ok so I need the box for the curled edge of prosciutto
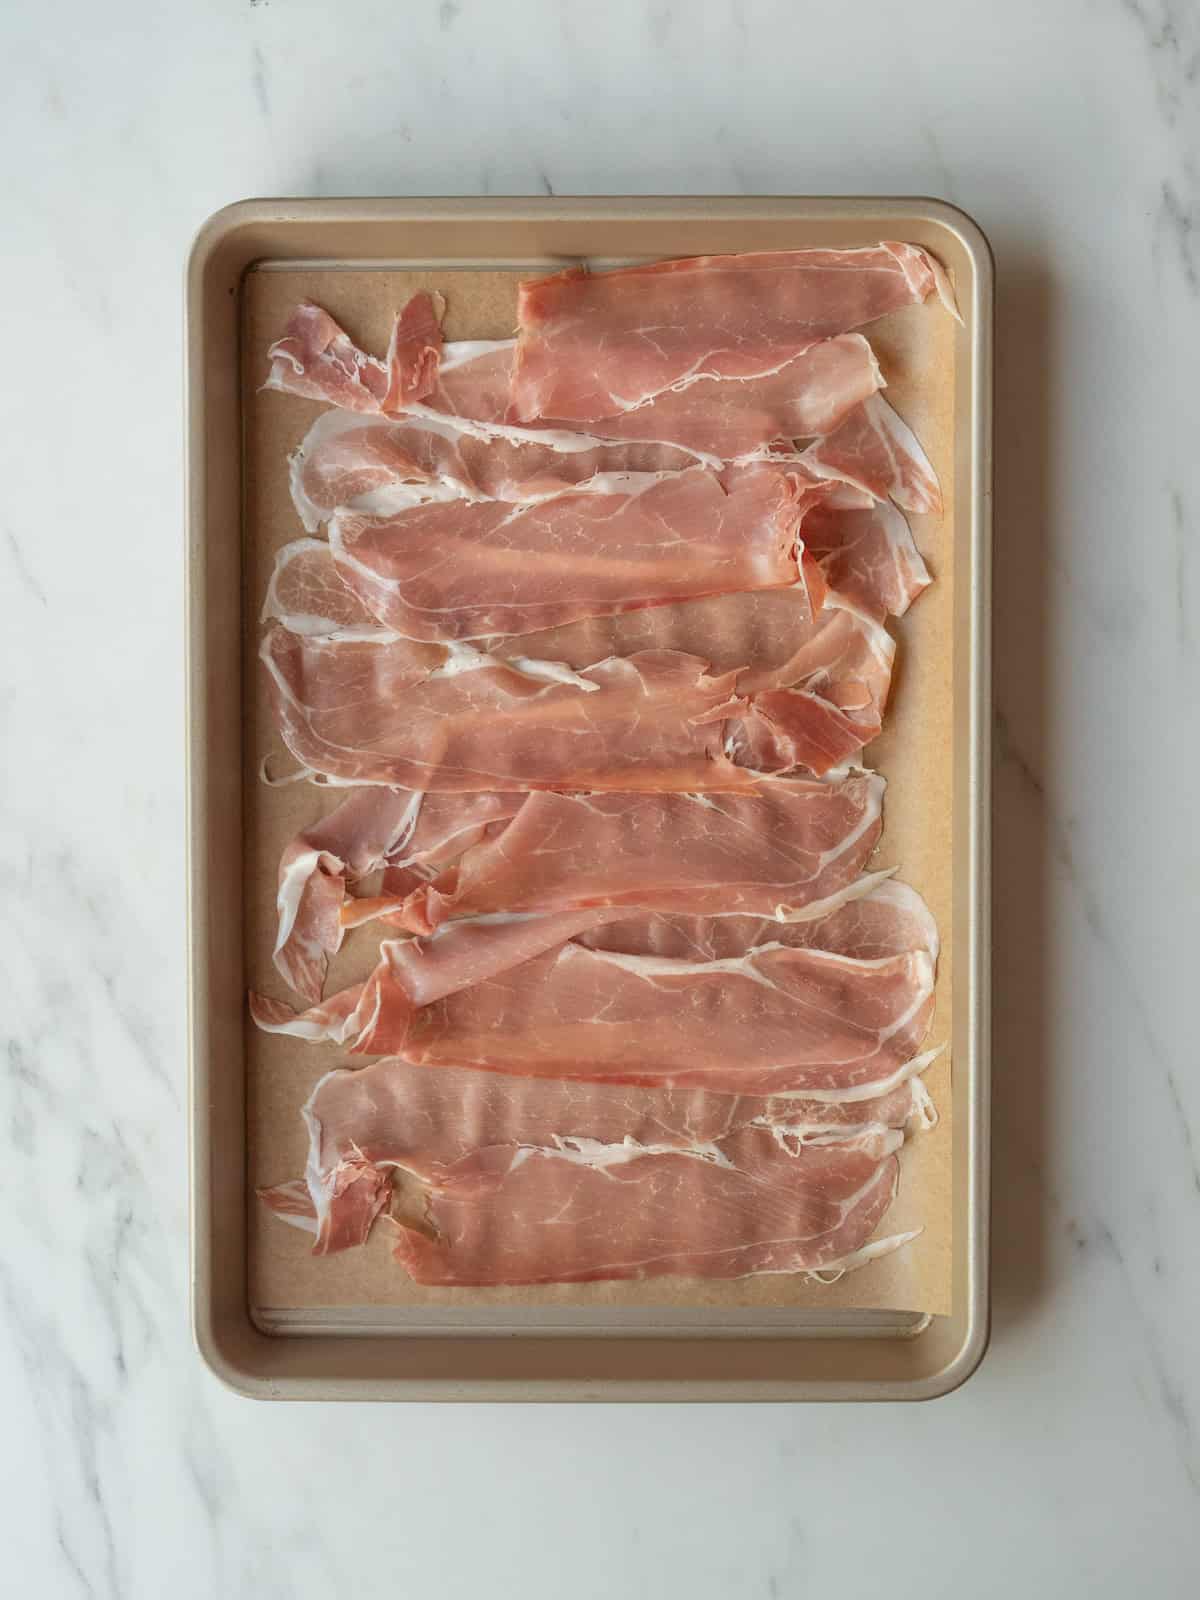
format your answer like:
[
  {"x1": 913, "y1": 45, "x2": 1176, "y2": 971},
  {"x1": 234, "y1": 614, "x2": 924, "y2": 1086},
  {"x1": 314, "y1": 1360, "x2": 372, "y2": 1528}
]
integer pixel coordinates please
[{"x1": 263, "y1": 293, "x2": 443, "y2": 414}]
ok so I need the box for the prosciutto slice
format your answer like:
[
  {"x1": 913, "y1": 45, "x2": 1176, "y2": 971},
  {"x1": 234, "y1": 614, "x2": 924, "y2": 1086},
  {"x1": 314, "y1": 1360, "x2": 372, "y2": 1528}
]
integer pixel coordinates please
[
  {"x1": 259, "y1": 929, "x2": 935, "y2": 1097},
  {"x1": 376, "y1": 941, "x2": 933, "y2": 1094},
  {"x1": 288, "y1": 407, "x2": 703, "y2": 531},
  {"x1": 327, "y1": 463, "x2": 827, "y2": 642},
  {"x1": 399, "y1": 773, "x2": 884, "y2": 935},
  {"x1": 801, "y1": 394, "x2": 942, "y2": 516},
  {"x1": 414, "y1": 334, "x2": 883, "y2": 457},
  {"x1": 263, "y1": 628, "x2": 767, "y2": 792},
  {"x1": 254, "y1": 872, "x2": 934, "y2": 1037},
  {"x1": 264, "y1": 537, "x2": 382, "y2": 638},
  {"x1": 579, "y1": 878, "x2": 939, "y2": 966},
  {"x1": 801, "y1": 495, "x2": 931, "y2": 619},
  {"x1": 266, "y1": 539, "x2": 841, "y2": 675},
  {"x1": 270, "y1": 788, "x2": 522, "y2": 1002},
  {"x1": 260, "y1": 1055, "x2": 933, "y2": 1261},
  {"x1": 261, "y1": 540, "x2": 891, "y2": 784},
  {"x1": 381, "y1": 292, "x2": 444, "y2": 411},
  {"x1": 264, "y1": 295, "x2": 442, "y2": 414},
  {"x1": 528, "y1": 334, "x2": 886, "y2": 457},
  {"x1": 510, "y1": 243, "x2": 956, "y2": 424},
  {"x1": 391, "y1": 1130, "x2": 904, "y2": 1286}
]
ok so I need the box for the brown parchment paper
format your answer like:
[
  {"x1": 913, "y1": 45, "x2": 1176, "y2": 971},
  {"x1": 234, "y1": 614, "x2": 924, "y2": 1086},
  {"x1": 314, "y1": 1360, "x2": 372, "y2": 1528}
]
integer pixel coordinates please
[{"x1": 242, "y1": 265, "x2": 955, "y2": 1323}]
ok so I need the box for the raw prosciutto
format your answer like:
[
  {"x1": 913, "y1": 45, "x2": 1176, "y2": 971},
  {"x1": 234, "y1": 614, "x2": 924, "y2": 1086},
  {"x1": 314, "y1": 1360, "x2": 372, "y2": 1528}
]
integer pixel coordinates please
[
  {"x1": 255, "y1": 245, "x2": 948, "y2": 1289},
  {"x1": 327, "y1": 462, "x2": 827, "y2": 642},
  {"x1": 260, "y1": 1055, "x2": 933, "y2": 1267},
  {"x1": 801, "y1": 495, "x2": 931, "y2": 619},
  {"x1": 264, "y1": 295, "x2": 442, "y2": 414},
  {"x1": 510, "y1": 243, "x2": 956, "y2": 424},
  {"x1": 261, "y1": 542, "x2": 891, "y2": 784},
  {"x1": 424, "y1": 340, "x2": 515, "y2": 421},
  {"x1": 579, "y1": 877, "x2": 939, "y2": 966},
  {"x1": 270, "y1": 788, "x2": 522, "y2": 1002},
  {"x1": 801, "y1": 394, "x2": 942, "y2": 516},
  {"x1": 399, "y1": 773, "x2": 884, "y2": 935},
  {"x1": 381, "y1": 291, "x2": 444, "y2": 412},
  {"x1": 264, "y1": 538, "x2": 382, "y2": 638},
  {"x1": 265, "y1": 538, "x2": 856, "y2": 690},
  {"x1": 288, "y1": 406, "x2": 703, "y2": 532},
  {"x1": 258, "y1": 931, "x2": 935, "y2": 1097},
  {"x1": 372, "y1": 941, "x2": 934, "y2": 1094},
  {"x1": 259, "y1": 1164, "x2": 392, "y2": 1255},
  {"x1": 280, "y1": 328, "x2": 883, "y2": 471},
  {"x1": 263, "y1": 628, "x2": 763, "y2": 792},
  {"x1": 721, "y1": 592, "x2": 894, "y2": 774},
  {"x1": 254, "y1": 873, "x2": 934, "y2": 1038},
  {"x1": 394, "y1": 1132, "x2": 904, "y2": 1285},
  {"x1": 529, "y1": 334, "x2": 886, "y2": 457},
  {"x1": 411, "y1": 334, "x2": 883, "y2": 457}
]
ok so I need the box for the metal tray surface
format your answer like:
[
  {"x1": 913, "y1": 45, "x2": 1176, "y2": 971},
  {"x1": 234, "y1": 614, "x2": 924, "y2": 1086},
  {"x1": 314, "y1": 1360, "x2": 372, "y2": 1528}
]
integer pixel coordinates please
[{"x1": 186, "y1": 197, "x2": 992, "y2": 1400}]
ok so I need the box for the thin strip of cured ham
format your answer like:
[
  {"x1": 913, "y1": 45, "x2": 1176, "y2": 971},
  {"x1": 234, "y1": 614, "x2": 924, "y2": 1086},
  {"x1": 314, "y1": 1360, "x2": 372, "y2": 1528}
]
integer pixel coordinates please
[
  {"x1": 528, "y1": 334, "x2": 886, "y2": 456},
  {"x1": 263, "y1": 628, "x2": 759, "y2": 792},
  {"x1": 510, "y1": 243, "x2": 957, "y2": 424},
  {"x1": 264, "y1": 295, "x2": 443, "y2": 414},
  {"x1": 259, "y1": 1054, "x2": 935, "y2": 1258},
  {"x1": 390, "y1": 1131, "x2": 904, "y2": 1285},
  {"x1": 252, "y1": 871, "x2": 937, "y2": 1059},
  {"x1": 255, "y1": 931, "x2": 936, "y2": 1097},
  {"x1": 399, "y1": 773, "x2": 884, "y2": 935},
  {"x1": 800, "y1": 394, "x2": 942, "y2": 516},
  {"x1": 292, "y1": 336, "x2": 883, "y2": 485},
  {"x1": 270, "y1": 788, "x2": 523, "y2": 1002},
  {"x1": 327, "y1": 463, "x2": 827, "y2": 642},
  {"x1": 578, "y1": 878, "x2": 939, "y2": 966},
  {"x1": 287, "y1": 407, "x2": 706, "y2": 532},
  {"x1": 260, "y1": 545, "x2": 891, "y2": 784},
  {"x1": 801, "y1": 494, "x2": 932, "y2": 620}
]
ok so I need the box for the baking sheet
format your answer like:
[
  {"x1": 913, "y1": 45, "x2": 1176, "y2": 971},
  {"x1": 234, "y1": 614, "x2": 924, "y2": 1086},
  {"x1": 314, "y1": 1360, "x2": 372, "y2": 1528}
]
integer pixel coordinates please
[{"x1": 241, "y1": 263, "x2": 956, "y2": 1324}]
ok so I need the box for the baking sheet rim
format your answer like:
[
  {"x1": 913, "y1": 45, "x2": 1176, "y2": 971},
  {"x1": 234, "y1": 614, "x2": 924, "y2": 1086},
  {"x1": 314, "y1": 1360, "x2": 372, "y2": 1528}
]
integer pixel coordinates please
[{"x1": 186, "y1": 194, "x2": 992, "y2": 1400}]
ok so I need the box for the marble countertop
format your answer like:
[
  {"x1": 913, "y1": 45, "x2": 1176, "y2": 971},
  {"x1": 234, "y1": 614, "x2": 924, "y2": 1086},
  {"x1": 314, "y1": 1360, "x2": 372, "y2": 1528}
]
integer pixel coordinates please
[{"x1": 3, "y1": 0, "x2": 1198, "y2": 1593}]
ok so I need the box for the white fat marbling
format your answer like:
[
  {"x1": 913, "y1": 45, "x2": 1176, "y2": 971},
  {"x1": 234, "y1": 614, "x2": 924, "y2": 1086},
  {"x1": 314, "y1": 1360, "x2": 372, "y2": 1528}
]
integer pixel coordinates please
[{"x1": 1, "y1": 0, "x2": 1199, "y2": 1595}]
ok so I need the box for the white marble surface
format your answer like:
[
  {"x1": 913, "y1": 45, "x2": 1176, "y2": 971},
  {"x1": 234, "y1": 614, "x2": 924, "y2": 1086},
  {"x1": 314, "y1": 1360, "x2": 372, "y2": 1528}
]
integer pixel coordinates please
[{"x1": 2, "y1": 0, "x2": 1198, "y2": 1592}]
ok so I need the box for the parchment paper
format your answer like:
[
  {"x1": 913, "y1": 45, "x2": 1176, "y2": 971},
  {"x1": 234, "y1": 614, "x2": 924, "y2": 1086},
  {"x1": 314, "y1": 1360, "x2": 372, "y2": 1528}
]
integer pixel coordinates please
[{"x1": 242, "y1": 264, "x2": 956, "y2": 1323}]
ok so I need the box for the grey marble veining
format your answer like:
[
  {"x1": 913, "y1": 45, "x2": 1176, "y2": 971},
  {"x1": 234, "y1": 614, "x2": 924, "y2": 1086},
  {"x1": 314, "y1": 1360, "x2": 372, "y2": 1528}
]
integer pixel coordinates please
[{"x1": 2, "y1": 0, "x2": 1199, "y2": 1594}]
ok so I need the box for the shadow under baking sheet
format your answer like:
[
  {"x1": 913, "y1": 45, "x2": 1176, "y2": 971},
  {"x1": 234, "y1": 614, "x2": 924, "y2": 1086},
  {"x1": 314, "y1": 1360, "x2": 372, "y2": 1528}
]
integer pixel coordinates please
[{"x1": 990, "y1": 243, "x2": 1055, "y2": 1336}]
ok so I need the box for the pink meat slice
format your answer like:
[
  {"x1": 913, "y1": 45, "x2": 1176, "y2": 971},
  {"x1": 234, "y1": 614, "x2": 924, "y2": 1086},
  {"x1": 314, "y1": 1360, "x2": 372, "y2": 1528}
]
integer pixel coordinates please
[
  {"x1": 270, "y1": 788, "x2": 523, "y2": 1002},
  {"x1": 266, "y1": 538, "x2": 833, "y2": 664},
  {"x1": 264, "y1": 295, "x2": 442, "y2": 414},
  {"x1": 424, "y1": 341, "x2": 515, "y2": 421},
  {"x1": 259, "y1": 1056, "x2": 933, "y2": 1259},
  {"x1": 391, "y1": 1131, "x2": 903, "y2": 1286},
  {"x1": 718, "y1": 592, "x2": 895, "y2": 775},
  {"x1": 533, "y1": 334, "x2": 885, "y2": 456},
  {"x1": 283, "y1": 329, "x2": 881, "y2": 469},
  {"x1": 264, "y1": 538, "x2": 382, "y2": 636},
  {"x1": 261, "y1": 936, "x2": 936, "y2": 1096},
  {"x1": 800, "y1": 394, "x2": 942, "y2": 516},
  {"x1": 260, "y1": 542, "x2": 891, "y2": 784},
  {"x1": 328, "y1": 462, "x2": 827, "y2": 642},
  {"x1": 801, "y1": 494, "x2": 931, "y2": 619},
  {"x1": 510, "y1": 242, "x2": 956, "y2": 424},
  {"x1": 288, "y1": 407, "x2": 703, "y2": 531},
  {"x1": 417, "y1": 335, "x2": 884, "y2": 457},
  {"x1": 259, "y1": 1166, "x2": 392, "y2": 1256},
  {"x1": 261, "y1": 627, "x2": 764, "y2": 792},
  {"x1": 399, "y1": 773, "x2": 884, "y2": 935},
  {"x1": 381, "y1": 291, "x2": 444, "y2": 411},
  {"x1": 375, "y1": 941, "x2": 935, "y2": 1094},
  {"x1": 579, "y1": 878, "x2": 939, "y2": 966}
]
